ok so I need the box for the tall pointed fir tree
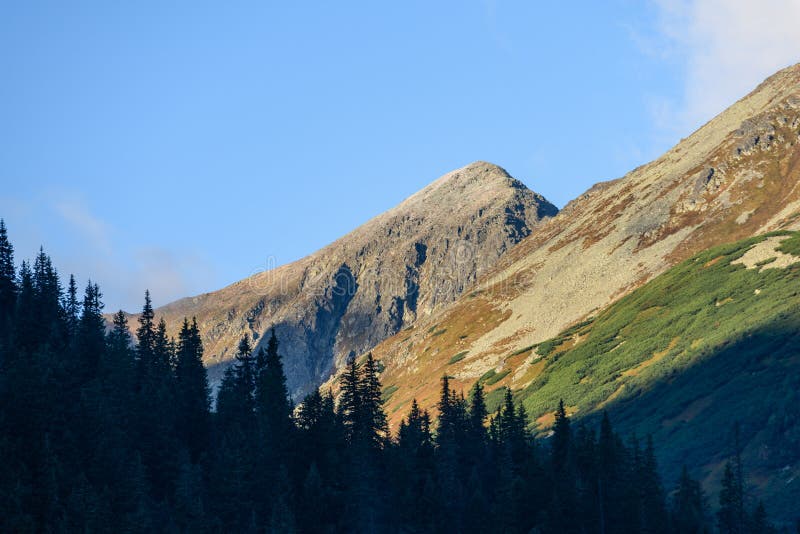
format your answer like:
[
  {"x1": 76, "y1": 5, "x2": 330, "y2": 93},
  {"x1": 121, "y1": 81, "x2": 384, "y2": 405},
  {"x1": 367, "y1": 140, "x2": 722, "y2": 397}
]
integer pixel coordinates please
[
  {"x1": 638, "y1": 434, "x2": 669, "y2": 534},
  {"x1": 253, "y1": 328, "x2": 294, "y2": 519},
  {"x1": 670, "y1": 466, "x2": 707, "y2": 533},
  {"x1": 0, "y1": 219, "x2": 16, "y2": 338},
  {"x1": 103, "y1": 310, "x2": 136, "y2": 419},
  {"x1": 63, "y1": 274, "x2": 79, "y2": 341},
  {"x1": 133, "y1": 292, "x2": 179, "y2": 500},
  {"x1": 396, "y1": 398, "x2": 435, "y2": 530},
  {"x1": 215, "y1": 334, "x2": 257, "y2": 444},
  {"x1": 718, "y1": 461, "x2": 744, "y2": 534},
  {"x1": 338, "y1": 356, "x2": 361, "y2": 444},
  {"x1": 135, "y1": 290, "x2": 156, "y2": 387},
  {"x1": 175, "y1": 317, "x2": 210, "y2": 462},
  {"x1": 549, "y1": 399, "x2": 580, "y2": 534},
  {"x1": 434, "y1": 375, "x2": 468, "y2": 527},
  {"x1": 467, "y1": 382, "x2": 488, "y2": 457},
  {"x1": 210, "y1": 334, "x2": 258, "y2": 530},
  {"x1": 75, "y1": 282, "x2": 105, "y2": 382},
  {"x1": 358, "y1": 353, "x2": 388, "y2": 450},
  {"x1": 254, "y1": 329, "x2": 292, "y2": 447}
]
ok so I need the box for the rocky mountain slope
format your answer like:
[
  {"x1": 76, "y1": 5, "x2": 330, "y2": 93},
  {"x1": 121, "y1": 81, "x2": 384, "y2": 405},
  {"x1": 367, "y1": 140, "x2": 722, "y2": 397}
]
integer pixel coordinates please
[
  {"x1": 368, "y1": 63, "x2": 800, "y2": 422},
  {"x1": 516, "y1": 232, "x2": 800, "y2": 522},
  {"x1": 152, "y1": 162, "x2": 557, "y2": 396}
]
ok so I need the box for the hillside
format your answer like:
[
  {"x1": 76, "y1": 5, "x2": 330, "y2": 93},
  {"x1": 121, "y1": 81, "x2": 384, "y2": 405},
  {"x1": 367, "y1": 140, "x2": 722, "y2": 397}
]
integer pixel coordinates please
[
  {"x1": 149, "y1": 162, "x2": 557, "y2": 396},
  {"x1": 373, "y1": 231, "x2": 800, "y2": 522},
  {"x1": 369, "y1": 63, "x2": 800, "y2": 425},
  {"x1": 524, "y1": 232, "x2": 800, "y2": 521}
]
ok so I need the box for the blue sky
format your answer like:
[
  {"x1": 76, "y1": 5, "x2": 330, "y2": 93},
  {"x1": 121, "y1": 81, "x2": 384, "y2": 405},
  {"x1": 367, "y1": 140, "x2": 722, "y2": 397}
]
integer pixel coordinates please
[{"x1": 1, "y1": 1, "x2": 799, "y2": 312}]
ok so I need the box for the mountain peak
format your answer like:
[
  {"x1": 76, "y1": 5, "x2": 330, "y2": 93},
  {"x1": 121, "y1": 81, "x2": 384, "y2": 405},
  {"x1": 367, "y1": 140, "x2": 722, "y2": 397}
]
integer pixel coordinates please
[
  {"x1": 153, "y1": 163, "x2": 557, "y2": 398},
  {"x1": 370, "y1": 60, "x2": 800, "y2": 433},
  {"x1": 396, "y1": 161, "x2": 555, "y2": 220}
]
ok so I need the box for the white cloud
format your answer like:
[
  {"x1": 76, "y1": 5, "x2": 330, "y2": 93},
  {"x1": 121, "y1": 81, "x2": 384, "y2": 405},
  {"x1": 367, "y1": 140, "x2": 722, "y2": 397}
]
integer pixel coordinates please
[
  {"x1": 9, "y1": 191, "x2": 219, "y2": 312},
  {"x1": 53, "y1": 195, "x2": 113, "y2": 254},
  {"x1": 654, "y1": 0, "x2": 800, "y2": 133}
]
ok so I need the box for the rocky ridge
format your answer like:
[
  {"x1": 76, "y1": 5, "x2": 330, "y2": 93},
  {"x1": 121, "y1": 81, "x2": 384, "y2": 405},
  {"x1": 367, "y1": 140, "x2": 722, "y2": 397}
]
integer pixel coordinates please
[
  {"x1": 151, "y1": 162, "x2": 558, "y2": 397},
  {"x1": 365, "y1": 63, "x2": 800, "y2": 421}
]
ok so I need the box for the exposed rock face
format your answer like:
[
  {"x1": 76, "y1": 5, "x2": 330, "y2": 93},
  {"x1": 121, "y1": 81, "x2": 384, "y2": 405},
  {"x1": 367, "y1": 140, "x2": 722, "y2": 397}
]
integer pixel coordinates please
[
  {"x1": 153, "y1": 162, "x2": 557, "y2": 397},
  {"x1": 368, "y1": 63, "x2": 800, "y2": 421}
]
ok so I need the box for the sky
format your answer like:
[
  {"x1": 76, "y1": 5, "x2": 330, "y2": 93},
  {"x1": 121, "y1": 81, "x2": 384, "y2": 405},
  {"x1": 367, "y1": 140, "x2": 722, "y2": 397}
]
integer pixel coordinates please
[{"x1": 1, "y1": 1, "x2": 799, "y2": 312}]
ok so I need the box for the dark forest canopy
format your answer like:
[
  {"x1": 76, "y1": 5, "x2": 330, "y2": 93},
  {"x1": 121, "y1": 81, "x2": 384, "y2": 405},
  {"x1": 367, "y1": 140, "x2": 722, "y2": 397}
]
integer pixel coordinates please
[{"x1": 0, "y1": 220, "x2": 788, "y2": 533}]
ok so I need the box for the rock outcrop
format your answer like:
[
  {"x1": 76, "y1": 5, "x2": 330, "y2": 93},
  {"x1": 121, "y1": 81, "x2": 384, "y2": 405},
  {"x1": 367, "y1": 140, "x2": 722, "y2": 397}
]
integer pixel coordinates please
[
  {"x1": 367, "y1": 63, "x2": 800, "y2": 421},
  {"x1": 151, "y1": 162, "x2": 557, "y2": 397}
]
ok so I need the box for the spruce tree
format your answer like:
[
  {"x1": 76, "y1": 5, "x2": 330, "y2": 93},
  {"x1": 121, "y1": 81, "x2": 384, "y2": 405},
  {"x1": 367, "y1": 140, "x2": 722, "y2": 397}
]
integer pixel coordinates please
[
  {"x1": 135, "y1": 290, "x2": 156, "y2": 385},
  {"x1": 217, "y1": 335, "x2": 257, "y2": 436},
  {"x1": 64, "y1": 274, "x2": 79, "y2": 340},
  {"x1": 639, "y1": 435, "x2": 669, "y2": 534},
  {"x1": 434, "y1": 375, "x2": 467, "y2": 527},
  {"x1": 11, "y1": 261, "x2": 38, "y2": 357},
  {"x1": 253, "y1": 329, "x2": 294, "y2": 519},
  {"x1": 467, "y1": 382, "x2": 488, "y2": 448},
  {"x1": 358, "y1": 353, "x2": 388, "y2": 449},
  {"x1": 0, "y1": 219, "x2": 16, "y2": 335},
  {"x1": 339, "y1": 356, "x2": 361, "y2": 443},
  {"x1": 551, "y1": 399, "x2": 571, "y2": 473},
  {"x1": 175, "y1": 317, "x2": 210, "y2": 461},
  {"x1": 254, "y1": 329, "x2": 292, "y2": 442},
  {"x1": 718, "y1": 461, "x2": 743, "y2": 534},
  {"x1": 670, "y1": 465, "x2": 707, "y2": 534},
  {"x1": 548, "y1": 399, "x2": 580, "y2": 533},
  {"x1": 750, "y1": 501, "x2": 775, "y2": 534},
  {"x1": 75, "y1": 282, "x2": 105, "y2": 381}
]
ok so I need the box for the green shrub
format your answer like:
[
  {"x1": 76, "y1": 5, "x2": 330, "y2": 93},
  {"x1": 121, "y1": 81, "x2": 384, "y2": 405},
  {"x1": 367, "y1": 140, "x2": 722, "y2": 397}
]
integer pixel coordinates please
[
  {"x1": 448, "y1": 351, "x2": 469, "y2": 364},
  {"x1": 381, "y1": 385, "x2": 399, "y2": 404},
  {"x1": 484, "y1": 369, "x2": 510, "y2": 385}
]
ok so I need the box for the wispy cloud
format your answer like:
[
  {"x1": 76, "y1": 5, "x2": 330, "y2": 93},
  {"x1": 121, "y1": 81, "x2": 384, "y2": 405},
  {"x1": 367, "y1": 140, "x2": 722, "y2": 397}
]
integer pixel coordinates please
[
  {"x1": 652, "y1": 0, "x2": 800, "y2": 134},
  {"x1": 1, "y1": 190, "x2": 216, "y2": 312},
  {"x1": 53, "y1": 195, "x2": 113, "y2": 254}
]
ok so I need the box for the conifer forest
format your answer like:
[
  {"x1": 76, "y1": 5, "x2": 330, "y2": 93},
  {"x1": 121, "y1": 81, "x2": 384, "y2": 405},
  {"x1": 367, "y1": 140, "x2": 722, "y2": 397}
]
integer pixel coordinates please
[{"x1": 0, "y1": 220, "x2": 790, "y2": 532}]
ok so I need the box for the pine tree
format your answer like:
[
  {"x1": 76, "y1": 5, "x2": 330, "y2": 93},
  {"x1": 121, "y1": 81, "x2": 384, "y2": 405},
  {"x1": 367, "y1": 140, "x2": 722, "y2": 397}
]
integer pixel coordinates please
[
  {"x1": 339, "y1": 356, "x2": 361, "y2": 443},
  {"x1": 75, "y1": 282, "x2": 105, "y2": 381},
  {"x1": 253, "y1": 329, "x2": 294, "y2": 520},
  {"x1": 31, "y1": 248, "x2": 62, "y2": 339},
  {"x1": 638, "y1": 434, "x2": 669, "y2": 534},
  {"x1": 254, "y1": 329, "x2": 292, "y2": 442},
  {"x1": 104, "y1": 310, "x2": 135, "y2": 393},
  {"x1": 434, "y1": 375, "x2": 467, "y2": 526},
  {"x1": 358, "y1": 353, "x2": 388, "y2": 449},
  {"x1": 64, "y1": 274, "x2": 79, "y2": 340},
  {"x1": 670, "y1": 466, "x2": 707, "y2": 534},
  {"x1": 750, "y1": 501, "x2": 775, "y2": 534},
  {"x1": 398, "y1": 398, "x2": 433, "y2": 456},
  {"x1": 135, "y1": 290, "x2": 156, "y2": 386},
  {"x1": 217, "y1": 335, "x2": 257, "y2": 436},
  {"x1": 175, "y1": 317, "x2": 210, "y2": 461},
  {"x1": 548, "y1": 399, "x2": 580, "y2": 533},
  {"x1": 718, "y1": 461, "x2": 743, "y2": 534},
  {"x1": 153, "y1": 317, "x2": 173, "y2": 374},
  {"x1": 0, "y1": 219, "x2": 16, "y2": 336},
  {"x1": 467, "y1": 382, "x2": 488, "y2": 444},
  {"x1": 551, "y1": 399, "x2": 571, "y2": 473}
]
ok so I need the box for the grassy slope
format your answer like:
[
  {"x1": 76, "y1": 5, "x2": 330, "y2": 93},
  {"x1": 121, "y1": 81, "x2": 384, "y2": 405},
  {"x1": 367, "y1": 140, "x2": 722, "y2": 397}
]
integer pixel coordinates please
[{"x1": 515, "y1": 232, "x2": 800, "y2": 522}]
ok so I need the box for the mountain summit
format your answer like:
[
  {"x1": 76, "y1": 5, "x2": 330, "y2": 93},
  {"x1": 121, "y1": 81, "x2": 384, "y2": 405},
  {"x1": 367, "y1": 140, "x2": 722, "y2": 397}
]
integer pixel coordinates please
[
  {"x1": 153, "y1": 161, "x2": 557, "y2": 396},
  {"x1": 371, "y1": 62, "x2": 800, "y2": 414}
]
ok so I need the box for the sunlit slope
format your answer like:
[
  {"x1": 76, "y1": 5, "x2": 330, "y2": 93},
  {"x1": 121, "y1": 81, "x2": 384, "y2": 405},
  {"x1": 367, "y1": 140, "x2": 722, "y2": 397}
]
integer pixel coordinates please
[
  {"x1": 511, "y1": 232, "x2": 800, "y2": 521},
  {"x1": 371, "y1": 232, "x2": 800, "y2": 520},
  {"x1": 370, "y1": 63, "x2": 800, "y2": 421},
  {"x1": 516, "y1": 232, "x2": 800, "y2": 418}
]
